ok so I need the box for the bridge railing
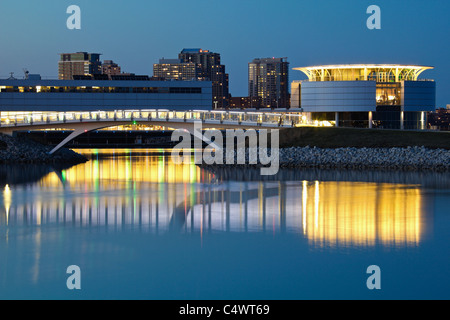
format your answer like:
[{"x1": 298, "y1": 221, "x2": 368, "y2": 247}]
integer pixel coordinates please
[{"x1": 0, "y1": 109, "x2": 312, "y2": 128}]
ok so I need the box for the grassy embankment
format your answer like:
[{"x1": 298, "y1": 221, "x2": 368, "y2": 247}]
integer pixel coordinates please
[{"x1": 278, "y1": 127, "x2": 450, "y2": 150}]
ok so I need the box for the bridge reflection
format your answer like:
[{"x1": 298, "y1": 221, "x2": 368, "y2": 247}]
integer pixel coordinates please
[{"x1": 0, "y1": 149, "x2": 429, "y2": 248}]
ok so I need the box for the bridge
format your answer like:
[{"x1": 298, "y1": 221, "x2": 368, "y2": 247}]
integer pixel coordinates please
[{"x1": 0, "y1": 109, "x2": 310, "y2": 154}]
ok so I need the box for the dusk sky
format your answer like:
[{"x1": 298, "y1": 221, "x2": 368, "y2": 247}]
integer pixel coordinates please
[{"x1": 0, "y1": 0, "x2": 449, "y2": 106}]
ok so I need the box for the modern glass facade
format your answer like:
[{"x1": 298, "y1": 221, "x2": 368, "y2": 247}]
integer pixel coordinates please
[
  {"x1": 297, "y1": 65, "x2": 433, "y2": 82},
  {"x1": 376, "y1": 83, "x2": 401, "y2": 106},
  {"x1": 0, "y1": 79, "x2": 212, "y2": 112},
  {"x1": 291, "y1": 64, "x2": 436, "y2": 130},
  {"x1": 0, "y1": 85, "x2": 202, "y2": 94}
]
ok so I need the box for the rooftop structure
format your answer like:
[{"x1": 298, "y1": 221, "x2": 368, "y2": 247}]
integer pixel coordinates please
[{"x1": 295, "y1": 64, "x2": 433, "y2": 82}]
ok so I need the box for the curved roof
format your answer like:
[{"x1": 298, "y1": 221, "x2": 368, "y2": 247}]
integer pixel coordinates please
[{"x1": 294, "y1": 64, "x2": 434, "y2": 82}]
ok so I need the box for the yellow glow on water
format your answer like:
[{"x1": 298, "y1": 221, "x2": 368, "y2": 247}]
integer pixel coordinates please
[
  {"x1": 40, "y1": 149, "x2": 203, "y2": 187},
  {"x1": 301, "y1": 182, "x2": 424, "y2": 248},
  {"x1": 2, "y1": 149, "x2": 428, "y2": 248},
  {"x1": 302, "y1": 181, "x2": 307, "y2": 234},
  {"x1": 3, "y1": 184, "x2": 11, "y2": 225},
  {"x1": 158, "y1": 156, "x2": 165, "y2": 183}
]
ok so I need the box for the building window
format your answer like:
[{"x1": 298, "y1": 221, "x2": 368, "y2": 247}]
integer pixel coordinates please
[{"x1": 376, "y1": 83, "x2": 401, "y2": 106}]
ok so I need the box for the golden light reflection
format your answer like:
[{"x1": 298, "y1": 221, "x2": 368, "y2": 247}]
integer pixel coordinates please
[
  {"x1": 301, "y1": 181, "x2": 424, "y2": 248},
  {"x1": 0, "y1": 149, "x2": 428, "y2": 248},
  {"x1": 39, "y1": 149, "x2": 205, "y2": 188},
  {"x1": 3, "y1": 184, "x2": 11, "y2": 225}
]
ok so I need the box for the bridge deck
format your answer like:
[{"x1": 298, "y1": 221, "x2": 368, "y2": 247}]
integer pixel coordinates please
[
  {"x1": 0, "y1": 109, "x2": 314, "y2": 154},
  {"x1": 0, "y1": 109, "x2": 311, "y2": 129}
]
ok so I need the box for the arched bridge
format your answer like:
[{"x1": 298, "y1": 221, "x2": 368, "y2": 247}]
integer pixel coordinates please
[{"x1": 0, "y1": 109, "x2": 306, "y2": 154}]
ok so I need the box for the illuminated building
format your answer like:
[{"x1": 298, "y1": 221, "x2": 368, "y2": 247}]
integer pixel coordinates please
[
  {"x1": 291, "y1": 64, "x2": 436, "y2": 129},
  {"x1": 154, "y1": 49, "x2": 229, "y2": 109},
  {"x1": 229, "y1": 96, "x2": 262, "y2": 109},
  {"x1": 0, "y1": 78, "x2": 212, "y2": 112},
  {"x1": 58, "y1": 52, "x2": 102, "y2": 80},
  {"x1": 101, "y1": 60, "x2": 122, "y2": 77},
  {"x1": 178, "y1": 48, "x2": 229, "y2": 110},
  {"x1": 153, "y1": 59, "x2": 201, "y2": 81},
  {"x1": 249, "y1": 58, "x2": 290, "y2": 109}
]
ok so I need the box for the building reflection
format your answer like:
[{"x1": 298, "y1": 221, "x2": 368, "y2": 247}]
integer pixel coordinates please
[{"x1": 0, "y1": 149, "x2": 428, "y2": 248}]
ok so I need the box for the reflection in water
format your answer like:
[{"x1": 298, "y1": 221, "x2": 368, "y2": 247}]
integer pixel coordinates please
[
  {"x1": 302, "y1": 181, "x2": 423, "y2": 248},
  {"x1": 0, "y1": 149, "x2": 428, "y2": 249}
]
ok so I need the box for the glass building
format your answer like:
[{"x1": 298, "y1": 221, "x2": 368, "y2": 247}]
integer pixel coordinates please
[
  {"x1": 0, "y1": 78, "x2": 212, "y2": 113},
  {"x1": 291, "y1": 64, "x2": 436, "y2": 129}
]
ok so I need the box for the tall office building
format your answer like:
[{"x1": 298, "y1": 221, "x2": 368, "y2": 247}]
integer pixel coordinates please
[
  {"x1": 58, "y1": 52, "x2": 102, "y2": 80},
  {"x1": 248, "y1": 57, "x2": 289, "y2": 108},
  {"x1": 153, "y1": 49, "x2": 229, "y2": 109}
]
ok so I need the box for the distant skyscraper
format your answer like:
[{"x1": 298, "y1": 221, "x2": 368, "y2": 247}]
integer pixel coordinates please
[
  {"x1": 101, "y1": 60, "x2": 121, "y2": 77},
  {"x1": 178, "y1": 49, "x2": 221, "y2": 80},
  {"x1": 58, "y1": 52, "x2": 102, "y2": 80},
  {"x1": 153, "y1": 49, "x2": 229, "y2": 109},
  {"x1": 153, "y1": 59, "x2": 201, "y2": 81},
  {"x1": 179, "y1": 49, "x2": 229, "y2": 109},
  {"x1": 248, "y1": 57, "x2": 289, "y2": 108}
]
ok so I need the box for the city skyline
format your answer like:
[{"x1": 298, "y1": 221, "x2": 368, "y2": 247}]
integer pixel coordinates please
[{"x1": 0, "y1": 0, "x2": 449, "y2": 106}]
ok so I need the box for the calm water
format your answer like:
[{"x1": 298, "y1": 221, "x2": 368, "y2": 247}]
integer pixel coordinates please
[{"x1": 0, "y1": 149, "x2": 449, "y2": 300}]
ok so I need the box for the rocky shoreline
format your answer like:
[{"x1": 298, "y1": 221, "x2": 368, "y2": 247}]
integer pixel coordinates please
[
  {"x1": 0, "y1": 133, "x2": 88, "y2": 164},
  {"x1": 200, "y1": 146, "x2": 450, "y2": 172}
]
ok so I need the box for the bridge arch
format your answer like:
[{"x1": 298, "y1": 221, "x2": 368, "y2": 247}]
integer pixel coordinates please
[{"x1": 47, "y1": 121, "x2": 200, "y2": 155}]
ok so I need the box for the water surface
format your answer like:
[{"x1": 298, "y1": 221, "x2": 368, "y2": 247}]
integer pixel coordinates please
[{"x1": 0, "y1": 149, "x2": 449, "y2": 299}]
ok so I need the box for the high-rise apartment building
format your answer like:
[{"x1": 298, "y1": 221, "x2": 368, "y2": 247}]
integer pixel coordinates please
[
  {"x1": 153, "y1": 49, "x2": 229, "y2": 109},
  {"x1": 58, "y1": 52, "x2": 102, "y2": 80},
  {"x1": 248, "y1": 57, "x2": 289, "y2": 108},
  {"x1": 153, "y1": 59, "x2": 201, "y2": 81},
  {"x1": 179, "y1": 49, "x2": 229, "y2": 109},
  {"x1": 178, "y1": 49, "x2": 221, "y2": 80}
]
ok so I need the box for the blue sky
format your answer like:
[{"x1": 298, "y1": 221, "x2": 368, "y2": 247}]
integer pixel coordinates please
[{"x1": 0, "y1": 0, "x2": 449, "y2": 106}]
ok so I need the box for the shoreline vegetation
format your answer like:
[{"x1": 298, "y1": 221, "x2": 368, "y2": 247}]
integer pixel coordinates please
[{"x1": 0, "y1": 133, "x2": 88, "y2": 164}]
